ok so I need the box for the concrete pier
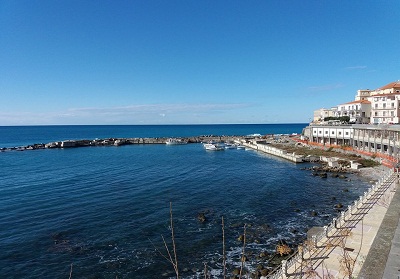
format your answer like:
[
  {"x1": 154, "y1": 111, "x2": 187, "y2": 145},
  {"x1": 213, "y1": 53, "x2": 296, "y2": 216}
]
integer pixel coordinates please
[{"x1": 238, "y1": 140, "x2": 304, "y2": 163}]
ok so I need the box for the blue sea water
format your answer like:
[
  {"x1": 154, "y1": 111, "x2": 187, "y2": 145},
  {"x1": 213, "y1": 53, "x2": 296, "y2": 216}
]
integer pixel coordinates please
[{"x1": 0, "y1": 125, "x2": 371, "y2": 278}]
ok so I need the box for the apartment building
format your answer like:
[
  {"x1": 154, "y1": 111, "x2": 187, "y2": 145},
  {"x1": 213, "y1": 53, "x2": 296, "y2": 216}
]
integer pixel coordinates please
[
  {"x1": 336, "y1": 100, "x2": 371, "y2": 124},
  {"x1": 370, "y1": 93, "x2": 400, "y2": 124}
]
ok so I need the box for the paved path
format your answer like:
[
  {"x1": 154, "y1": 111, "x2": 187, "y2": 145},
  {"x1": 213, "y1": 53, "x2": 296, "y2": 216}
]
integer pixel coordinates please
[
  {"x1": 267, "y1": 170, "x2": 398, "y2": 279},
  {"x1": 358, "y1": 176, "x2": 400, "y2": 279}
]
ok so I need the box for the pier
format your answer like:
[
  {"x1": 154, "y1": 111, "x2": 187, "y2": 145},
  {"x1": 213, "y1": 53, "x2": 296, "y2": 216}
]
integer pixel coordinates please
[{"x1": 237, "y1": 139, "x2": 305, "y2": 163}]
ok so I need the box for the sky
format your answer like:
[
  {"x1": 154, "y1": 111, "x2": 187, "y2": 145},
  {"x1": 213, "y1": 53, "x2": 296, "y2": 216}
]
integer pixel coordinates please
[{"x1": 0, "y1": 1, "x2": 399, "y2": 125}]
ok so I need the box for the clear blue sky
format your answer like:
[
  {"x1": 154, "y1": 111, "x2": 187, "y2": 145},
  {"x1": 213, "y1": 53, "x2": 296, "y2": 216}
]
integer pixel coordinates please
[{"x1": 1, "y1": 1, "x2": 399, "y2": 125}]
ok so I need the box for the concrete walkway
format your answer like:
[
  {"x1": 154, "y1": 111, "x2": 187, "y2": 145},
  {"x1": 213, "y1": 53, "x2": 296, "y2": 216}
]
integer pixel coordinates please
[
  {"x1": 359, "y1": 177, "x2": 400, "y2": 279},
  {"x1": 267, "y1": 171, "x2": 399, "y2": 279}
]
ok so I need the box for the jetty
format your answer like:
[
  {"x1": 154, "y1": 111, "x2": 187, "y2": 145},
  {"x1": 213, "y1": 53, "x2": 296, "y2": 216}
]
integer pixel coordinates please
[
  {"x1": 236, "y1": 139, "x2": 305, "y2": 163},
  {"x1": 0, "y1": 135, "x2": 249, "y2": 152}
]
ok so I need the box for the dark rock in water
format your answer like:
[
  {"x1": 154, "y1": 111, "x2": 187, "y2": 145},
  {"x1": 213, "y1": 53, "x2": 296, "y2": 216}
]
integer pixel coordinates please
[
  {"x1": 331, "y1": 173, "x2": 339, "y2": 178},
  {"x1": 343, "y1": 188, "x2": 349, "y2": 192},
  {"x1": 290, "y1": 228, "x2": 299, "y2": 234},
  {"x1": 197, "y1": 212, "x2": 207, "y2": 223},
  {"x1": 311, "y1": 210, "x2": 318, "y2": 216},
  {"x1": 294, "y1": 208, "x2": 301, "y2": 212},
  {"x1": 332, "y1": 196, "x2": 337, "y2": 201},
  {"x1": 339, "y1": 175, "x2": 347, "y2": 179},
  {"x1": 319, "y1": 172, "x2": 328, "y2": 178},
  {"x1": 335, "y1": 203, "x2": 343, "y2": 209},
  {"x1": 232, "y1": 268, "x2": 240, "y2": 275}
]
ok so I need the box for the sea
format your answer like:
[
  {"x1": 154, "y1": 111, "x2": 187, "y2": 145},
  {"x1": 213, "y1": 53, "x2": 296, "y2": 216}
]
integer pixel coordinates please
[{"x1": 0, "y1": 124, "x2": 372, "y2": 278}]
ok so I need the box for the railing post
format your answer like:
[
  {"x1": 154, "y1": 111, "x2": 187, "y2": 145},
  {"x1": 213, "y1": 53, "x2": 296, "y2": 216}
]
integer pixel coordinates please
[{"x1": 281, "y1": 260, "x2": 288, "y2": 278}]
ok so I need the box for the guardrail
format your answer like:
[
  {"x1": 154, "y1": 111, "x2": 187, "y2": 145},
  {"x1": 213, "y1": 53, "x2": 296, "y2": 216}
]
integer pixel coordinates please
[{"x1": 267, "y1": 169, "x2": 396, "y2": 279}]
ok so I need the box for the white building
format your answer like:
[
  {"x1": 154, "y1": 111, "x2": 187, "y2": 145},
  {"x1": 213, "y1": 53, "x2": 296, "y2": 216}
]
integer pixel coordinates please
[
  {"x1": 370, "y1": 93, "x2": 400, "y2": 124},
  {"x1": 336, "y1": 100, "x2": 371, "y2": 124}
]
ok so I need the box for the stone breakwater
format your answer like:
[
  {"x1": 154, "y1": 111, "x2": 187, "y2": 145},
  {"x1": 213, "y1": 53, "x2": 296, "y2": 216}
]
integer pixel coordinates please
[{"x1": 0, "y1": 135, "x2": 244, "y2": 152}]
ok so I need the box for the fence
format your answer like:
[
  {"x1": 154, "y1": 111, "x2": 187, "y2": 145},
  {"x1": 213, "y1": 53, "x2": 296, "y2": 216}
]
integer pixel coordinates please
[{"x1": 267, "y1": 168, "x2": 396, "y2": 279}]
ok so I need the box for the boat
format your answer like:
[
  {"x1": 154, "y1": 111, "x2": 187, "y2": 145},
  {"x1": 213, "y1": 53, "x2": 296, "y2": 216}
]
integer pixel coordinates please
[
  {"x1": 224, "y1": 143, "x2": 237, "y2": 149},
  {"x1": 166, "y1": 138, "x2": 188, "y2": 145},
  {"x1": 203, "y1": 143, "x2": 225, "y2": 151}
]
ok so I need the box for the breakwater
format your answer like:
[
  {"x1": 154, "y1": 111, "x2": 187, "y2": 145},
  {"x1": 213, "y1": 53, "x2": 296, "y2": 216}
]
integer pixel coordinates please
[{"x1": 0, "y1": 136, "x2": 242, "y2": 151}]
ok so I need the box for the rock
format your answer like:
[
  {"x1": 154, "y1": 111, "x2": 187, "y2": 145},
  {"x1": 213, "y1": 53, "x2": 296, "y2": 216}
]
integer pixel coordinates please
[
  {"x1": 335, "y1": 203, "x2": 343, "y2": 209},
  {"x1": 339, "y1": 175, "x2": 347, "y2": 179},
  {"x1": 343, "y1": 188, "x2": 349, "y2": 192},
  {"x1": 311, "y1": 210, "x2": 318, "y2": 216},
  {"x1": 197, "y1": 212, "x2": 207, "y2": 223},
  {"x1": 319, "y1": 172, "x2": 328, "y2": 178},
  {"x1": 232, "y1": 268, "x2": 240, "y2": 275},
  {"x1": 237, "y1": 234, "x2": 245, "y2": 242}
]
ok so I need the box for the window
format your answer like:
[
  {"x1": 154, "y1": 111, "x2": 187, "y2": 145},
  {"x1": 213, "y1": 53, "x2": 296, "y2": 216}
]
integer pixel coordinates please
[
  {"x1": 319, "y1": 131, "x2": 322, "y2": 134},
  {"x1": 325, "y1": 131, "x2": 328, "y2": 134},
  {"x1": 383, "y1": 103, "x2": 386, "y2": 108},
  {"x1": 375, "y1": 112, "x2": 378, "y2": 116},
  {"x1": 339, "y1": 132, "x2": 342, "y2": 135},
  {"x1": 345, "y1": 132, "x2": 349, "y2": 135},
  {"x1": 375, "y1": 104, "x2": 378, "y2": 108},
  {"x1": 391, "y1": 111, "x2": 394, "y2": 116},
  {"x1": 392, "y1": 103, "x2": 395, "y2": 108},
  {"x1": 331, "y1": 131, "x2": 335, "y2": 134}
]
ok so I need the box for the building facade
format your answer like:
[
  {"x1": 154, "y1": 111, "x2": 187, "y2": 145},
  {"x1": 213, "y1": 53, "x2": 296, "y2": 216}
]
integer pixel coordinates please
[{"x1": 336, "y1": 100, "x2": 371, "y2": 124}]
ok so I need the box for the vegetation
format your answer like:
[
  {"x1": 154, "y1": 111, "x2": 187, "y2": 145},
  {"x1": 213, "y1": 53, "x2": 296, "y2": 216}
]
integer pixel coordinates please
[{"x1": 324, "y1": 116, "x2": 351, "y2": 123}]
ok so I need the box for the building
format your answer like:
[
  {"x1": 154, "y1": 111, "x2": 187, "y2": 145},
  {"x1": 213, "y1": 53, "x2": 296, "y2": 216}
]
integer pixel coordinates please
[
  {"x1": 313, "y1": 81, "x2": 400, "y2": 125},
  {"x1": 313, "y1": 108, "x2": 337, "y2": 123},
  {"x1": 355, "y1": 89, "x2": 373, "y2": 101},
  {"x1": 304, "y1": 124, "x2": 400, "y2": 163},
  {"x1": 371, "y1": 81, "x2": 400, "y2": 96},
  {"x1": 370, "y1": 93, "x2": 400, "y2": 124},
  {"x1": 336, "y1": 100, "x2": 371, "y2": 124}
]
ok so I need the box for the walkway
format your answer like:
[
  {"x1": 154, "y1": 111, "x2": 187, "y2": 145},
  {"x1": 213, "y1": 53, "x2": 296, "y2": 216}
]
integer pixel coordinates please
[{"x1": 266, "y1": 170, "x2": 398, "y2": 279}]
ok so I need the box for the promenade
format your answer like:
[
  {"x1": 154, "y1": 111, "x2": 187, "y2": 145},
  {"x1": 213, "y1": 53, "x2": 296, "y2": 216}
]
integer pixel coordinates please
[{"x1": 264, "y1": 169, "x2": 399, "y2": 279}]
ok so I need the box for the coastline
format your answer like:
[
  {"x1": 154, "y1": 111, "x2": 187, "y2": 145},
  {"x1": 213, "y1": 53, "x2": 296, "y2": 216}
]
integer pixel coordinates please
[{"x1": 1, "y1": 131, "x2": 396, "y2": 278}]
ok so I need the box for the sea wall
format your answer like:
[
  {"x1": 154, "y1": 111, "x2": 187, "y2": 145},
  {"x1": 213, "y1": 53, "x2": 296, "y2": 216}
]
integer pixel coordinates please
[{"x1": 238, "y1": 140, "x2": 304, "y2": 163}]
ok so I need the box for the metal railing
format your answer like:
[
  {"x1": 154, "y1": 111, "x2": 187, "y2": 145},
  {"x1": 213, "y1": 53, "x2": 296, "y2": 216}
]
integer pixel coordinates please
[{"x1": 267, "y1": 169, "x2": 396, "y2": 279}]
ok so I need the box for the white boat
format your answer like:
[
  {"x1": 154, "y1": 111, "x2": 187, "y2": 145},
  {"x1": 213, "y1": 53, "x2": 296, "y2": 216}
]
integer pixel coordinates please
[
  {"x1": 166, "y1": 138, "x2": 188, "y2": 145},
  {"x1": 224, "y1": 143, "x2": 237, "y2": 149},
  {"x1": 203, "y1": 143, "x2": 224, "y2": 151},
  {"x1": 236, "y1": 145, "x2": 246, "y2": 149}
]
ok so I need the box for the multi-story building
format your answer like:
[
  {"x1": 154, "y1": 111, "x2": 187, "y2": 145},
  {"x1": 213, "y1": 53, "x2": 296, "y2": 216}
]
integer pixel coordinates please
[
  {"x1": 314, "y1": 81, "x2": 400, "y2": 125},
  {"x1": 336, "y1": 100, "x2": 371, "y2": 124},
  {"x1": 371, "y1": 81, "x2": 400, "y2": 96},
  {"x1": 370, "y1": 93, "x2": 400, "y2": 124},
  {"x1": 355, "y1": 89, "x2": 373, "y2": 101},
  {"x1": 313, "y1": 107, "x2": 337, "y2": 123}
]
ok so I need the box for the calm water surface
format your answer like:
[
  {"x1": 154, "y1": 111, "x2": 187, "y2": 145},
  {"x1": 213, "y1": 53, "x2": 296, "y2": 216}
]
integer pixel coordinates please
[{"x1": 0, "y1": 125, "x2": 371, "y2": 278}]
